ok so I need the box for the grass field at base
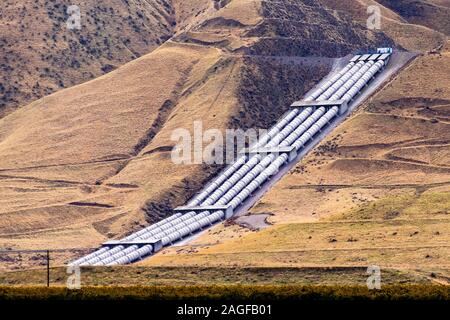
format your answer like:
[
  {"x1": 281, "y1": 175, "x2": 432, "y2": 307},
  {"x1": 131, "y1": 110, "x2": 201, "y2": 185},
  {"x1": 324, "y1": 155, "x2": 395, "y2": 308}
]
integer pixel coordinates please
[{"x1": 0, "y1": 266, "x2": 437, "y2": 287}]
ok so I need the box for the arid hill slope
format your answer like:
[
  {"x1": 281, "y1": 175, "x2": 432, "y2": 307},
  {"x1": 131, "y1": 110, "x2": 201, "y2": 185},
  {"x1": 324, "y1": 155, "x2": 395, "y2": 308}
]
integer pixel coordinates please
[
  {"x1": 377, "y1": 0, "x2": 450, "y2": 35},
  {"x1": 321, "y1": 0, "x2": 448, "y2": 51},
  {"x1": 0, "y1": 0, "x2": 214, "y2": 118},
  {"x1": 0, "y1": 0, "x2": 448, "y2": 272}
]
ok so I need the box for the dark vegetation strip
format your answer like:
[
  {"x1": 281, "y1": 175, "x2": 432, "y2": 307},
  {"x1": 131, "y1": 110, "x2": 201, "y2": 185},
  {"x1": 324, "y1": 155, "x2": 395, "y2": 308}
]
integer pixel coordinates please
[{"x1": 0, "y1": 285, "x2": 449, "y2": 301}]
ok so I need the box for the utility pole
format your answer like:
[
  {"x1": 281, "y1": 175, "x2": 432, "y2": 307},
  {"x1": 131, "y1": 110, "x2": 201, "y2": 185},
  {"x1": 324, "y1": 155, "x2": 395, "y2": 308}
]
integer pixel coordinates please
[{"x1": 46, "y1": 250, "x2": 50, "y2": 287}]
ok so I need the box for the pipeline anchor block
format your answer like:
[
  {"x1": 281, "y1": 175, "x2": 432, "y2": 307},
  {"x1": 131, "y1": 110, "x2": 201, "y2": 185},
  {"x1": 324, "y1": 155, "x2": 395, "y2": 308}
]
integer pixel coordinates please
[
  {"x1": 174, "y1": 205, "x2": 234, "y2": 219},
  {"x1": 102, "y1": 239, "x2": 164, "y2": 253},
  {"x1": 290, "y1": 99, "x2": 348, "y2": 116}
]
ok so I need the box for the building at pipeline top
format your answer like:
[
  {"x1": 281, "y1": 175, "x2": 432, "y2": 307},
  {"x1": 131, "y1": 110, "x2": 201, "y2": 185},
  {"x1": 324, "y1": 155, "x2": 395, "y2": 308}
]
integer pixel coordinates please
[{"x1": 69, "y1": 47, "x2": 393, "y2": 267}]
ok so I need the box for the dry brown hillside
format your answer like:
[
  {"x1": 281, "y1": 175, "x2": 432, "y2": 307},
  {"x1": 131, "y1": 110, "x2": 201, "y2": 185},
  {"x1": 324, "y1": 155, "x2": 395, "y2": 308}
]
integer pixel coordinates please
[
  {"x1": 0, "y1": 0, "x2": 448, "y2": 273},
  {"x1": 0, "y1": 0, "x2": 214, "y2": 118},
  {"x1": 321, "y1": 0, "x2": 448, "y2": 52},
  {"x1": 377, "y1": 0, "x2": 450, "y2": 35}
]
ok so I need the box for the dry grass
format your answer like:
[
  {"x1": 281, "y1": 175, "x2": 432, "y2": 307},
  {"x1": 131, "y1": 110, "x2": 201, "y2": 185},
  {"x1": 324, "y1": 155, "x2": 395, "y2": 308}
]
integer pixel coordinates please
[
  {"x1": 142, "y1": 217, "x2": 450, "y2": 270},
  {"x1": 321, "y1": 0, "x2": 448, "y2": 51},
  {"x1": 0, "y1": 0, "x2": 180, "y2": 116},
  {"x1": 0, "y1": 266, "x2": 431, "y2": 287}
]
